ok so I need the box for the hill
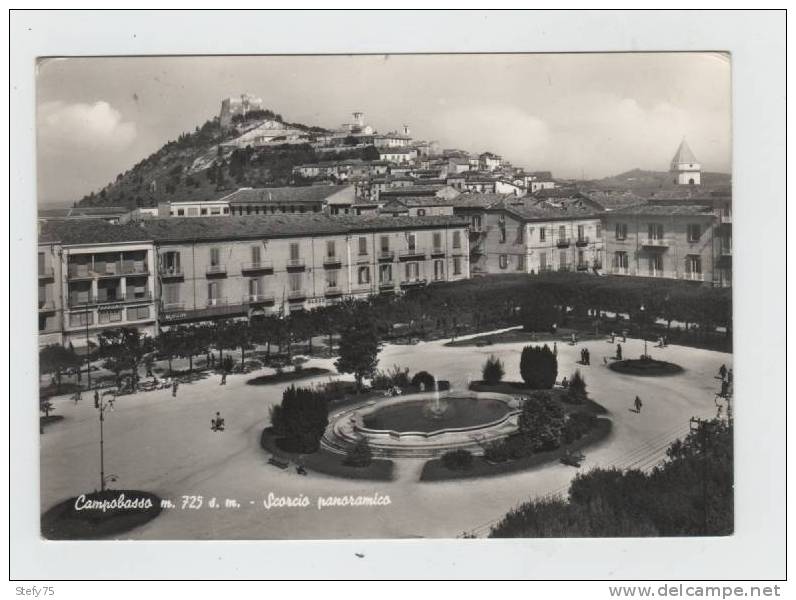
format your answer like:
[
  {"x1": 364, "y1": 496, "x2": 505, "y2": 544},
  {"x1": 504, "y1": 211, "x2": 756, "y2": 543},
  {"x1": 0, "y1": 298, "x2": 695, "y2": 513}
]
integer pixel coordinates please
[
  {"x1": 585, "y1": 168, "x2": 731, "y2": 194},
  {"x1": 75, "y1": 111, "x2": 377, "y2": 210}
]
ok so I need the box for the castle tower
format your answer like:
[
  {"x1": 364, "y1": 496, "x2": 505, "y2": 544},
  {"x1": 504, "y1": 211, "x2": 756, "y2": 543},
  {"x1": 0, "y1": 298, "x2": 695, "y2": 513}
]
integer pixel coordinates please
[
  {"x1": 402, "y1": 124, "x2": 410, "y2": 137},
  {"x1": 352, "y1": 112, "x2": 365, "y2": 128},
  {"x1": 670, "y1": 138, "x2": 701, "y2": 185}
]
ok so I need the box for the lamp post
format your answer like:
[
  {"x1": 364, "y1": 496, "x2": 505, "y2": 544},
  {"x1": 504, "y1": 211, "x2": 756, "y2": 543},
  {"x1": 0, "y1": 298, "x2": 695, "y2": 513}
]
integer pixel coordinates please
[
  {"x1": 640, "y1": 304, "x2": 648, "y2": 359},
  {"x1": 95, "y1": 391, "x2": 114, "y2": 492}
]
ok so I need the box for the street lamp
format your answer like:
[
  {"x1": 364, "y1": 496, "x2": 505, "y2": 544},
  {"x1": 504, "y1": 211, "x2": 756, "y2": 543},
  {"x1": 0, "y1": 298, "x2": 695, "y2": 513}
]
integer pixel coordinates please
[
  {"x1": 640, "y1": 304, "x2": 648, "y2": 359},
  {"x1": 95, "y1": 391, "x2": 115, "y2": 492}
]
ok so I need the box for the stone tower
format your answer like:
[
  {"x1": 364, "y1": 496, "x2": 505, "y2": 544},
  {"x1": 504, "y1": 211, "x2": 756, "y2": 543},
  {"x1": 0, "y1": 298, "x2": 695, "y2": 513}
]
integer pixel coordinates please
[{"x1": 670, "y1": 139, "x2": 701, "y2": 185}]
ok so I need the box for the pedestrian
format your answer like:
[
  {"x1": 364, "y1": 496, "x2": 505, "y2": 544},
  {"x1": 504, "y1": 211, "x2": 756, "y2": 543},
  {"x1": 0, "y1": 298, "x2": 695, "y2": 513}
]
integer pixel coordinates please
[
  {"x1": 172, "y1": 380, "x2": 179, "y2": 398},
  {"x1": 585, "y1": 348, "x2": 590, "y2": 365},
  {"x1": 634, "y1": 395, "x2": 643, "y2": 413},
  {"x1": 220, "y1": 372, "x2": 227, "y2": 385},
  {"x1": 616, "y1": 343, "x2": 623, "y2": 360},
  {"x1": 622, "y1": 330, "x2": 627, "y2": 342},
  {"x1": 571, "y1": 332, "x2": 577, "y2": 345},
  {"x1": 211, "y1": 412, "x2": 225, "y2": 432},
  {"x1": 603, "y1": 356, "x2": 608, "y2": 365},
  {"x1": 580, "y1": 348, "x2": 585, "y2": 364},
  {"x1": 73, "y1": 390, "x2": 81, "y2": 405},
  {"x1": 610, "y1": 331, "x2": 615, "y2": 343},
  {"x1": 561, "y1": 377, "x2": 569, "y2": 388},
  {"x1": 718, "y1": 364, "x2": 728, "y2": 381},
  {"x1": 553, "y1": 342, "x2": 558, "y2": 357}
]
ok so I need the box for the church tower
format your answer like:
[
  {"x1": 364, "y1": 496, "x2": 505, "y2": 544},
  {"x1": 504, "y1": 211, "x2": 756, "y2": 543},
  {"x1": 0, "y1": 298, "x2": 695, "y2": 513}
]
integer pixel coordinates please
[{"x1": 670, "y1": 138, "x2": 701, "y2": 185}]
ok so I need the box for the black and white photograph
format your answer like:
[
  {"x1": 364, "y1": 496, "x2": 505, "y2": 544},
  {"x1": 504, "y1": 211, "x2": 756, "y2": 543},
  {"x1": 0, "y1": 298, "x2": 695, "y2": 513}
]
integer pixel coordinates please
[{"x1": 9, "y1": 8, "x2": 787, "y2": 584}]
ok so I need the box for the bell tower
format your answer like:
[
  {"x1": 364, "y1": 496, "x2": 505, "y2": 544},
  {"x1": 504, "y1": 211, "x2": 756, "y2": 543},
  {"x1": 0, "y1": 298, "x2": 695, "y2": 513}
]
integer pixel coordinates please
[{"x1": 670, "y1": 138, "x2": 701, "y2": 185}]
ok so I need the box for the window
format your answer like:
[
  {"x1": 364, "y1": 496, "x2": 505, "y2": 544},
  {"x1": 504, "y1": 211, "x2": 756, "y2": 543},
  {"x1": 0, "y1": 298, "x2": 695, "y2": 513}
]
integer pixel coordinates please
[
  {"x1": 39, "y1": 314, "x2": 47, "y2": 332},
  {"x1": 290, "y1": 242, "x2": 300, "y2": 261},
  {"x1": 559, "y1": 250, "x2": 568, "y2": 269},
  {"x1": 210, "y1": 247, "x2": 221, "y2": 267},
  {"x1": 685, "y1": 255, "x2": 702, "y2": 278},
  {"x1": 596, "y1": 223, "x2": 602, "y2": 239},
  {"x1": 188, "y1": 207, "x2": 199, "y2": 217},
  {"x1": 177, "y1": 209, "x2": 185, "y2": 216},
  {"x1": 452, "y1": 231, "x2": 461, "y2": 249},
  {"x1": 326, "y1": 269, "x2": 338, "y2": 289},
  {"x1": 358, "y1": 266, "x2": 370, "y2": 285},
  {"x1": 38, "y1": 252, "x2": 45, "y2": 276},
  {"x1": 539, "y1": 253, "x2": 547, "y2": 271},
  {"x1": 289, "y1": 273, "x2": 302, "y2": 292},
  {"x1": 223, "y1": 207, "x2": 229, "y2": 215},
  {"x1": 615, "y1": 223, "x2": 628, "y2": 240},
  {"x1": 380, "y1": 264, "x2": 392, "y2": 283},
  {"x1": 433, "y1": 232, "x2": 442, "y2": 252},
  {"x1": 539, "y1": 227, "x2": 546, "y2": 242},
  {"x1": 380, "y1": 235, "x2": 390, "y2": 254},
  {"x1": 558, "y1": 225, "x2": 567, "y2": 242},
  {"x1": 326, "y1": 240, "x2": 336, "y2": 258},
  {"x1": 516, "y1": 225, "x2": 524, "y2": 245},
  {"x1": 471, "y1": 215, "x2": 482, "y2": 231},
  {"x1": 648, "y1": 254, "x2": 663, "y2": 276},
  {"x1": 407, "y1": 233, "x2": 416, "y2": 252},
  {"x1": 499, "y1": 254, "x2": 508, "y2": 270},
  {"x1": 249, "y1": 278, "x2": 260, "y2": 297},
  {"x1": 69, "y1": 311, "x2": 93, "y2": 327},
  {"x1": 498, "y1": 218, "x2": 506, "y2": 243},
  {"x1": 687, "y1": 224, "x2": 701, "y2": 243},
  {"x1": 127, "y1": 306, "x2": 150, "y2": 321},
  {"x1": 614, "y1": 251, "x2": 629, "y2": 270},
  {"x1": 417, "y1": 209, "x2": 426, "y2": 216},
  {"x1": 98, "y1": 309, "x2": 123, "y2": 324},
  {"x1": 648, "y1": 223, "x2": 664, "y2": 240},
  {"x1": 211, "y1": 208, "x2": 221, "y2": 215},
  {"x1": 577, "y1": 225, "x2": 585, "y2": 241},
  {"x1": 358, "y1": 237, "x2": 368, "y2": 256},
  {"x1": 251, "y1": 245, "x2": 261, "y2": 265},
  {"x1": 162, "y1": 251, "x2": 181, "y2": 274},
  {"x1": 201, "y1": 208, "x2": 208, "y2": 216},
  {"x1": 433, "y1": 259, "x2": 444, "y2": 281},
  {"x1": 208, "y1": 281, "x2": 220, "y2": 303},
  {"x1": 405, "y1": 262, "x2": 419, "y2": 281},
  {"x1": 516, "y1": 255, "x2": 526, "y2": 271},
  {"x1": 453, "y1": 257, "x2": 462, "y2": 275}
]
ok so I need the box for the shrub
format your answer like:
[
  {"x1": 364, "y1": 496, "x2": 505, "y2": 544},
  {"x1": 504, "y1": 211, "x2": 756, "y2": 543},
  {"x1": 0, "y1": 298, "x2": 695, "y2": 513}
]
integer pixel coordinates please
[
  {"x1": 561, "y1": 411, "x2": 597, "y2": 444},
  {"x1": 519, "y1": 345, "x2": 558, "y2": 389},
  {"x1": 437, "y1": 380, "x2": 451, "y2": 392},
  {"x1": 411, "y1": 370, "x2": 436, "y2": 390},
  {"x1": 566, "y1": 370, "x2": 588, "y2": 404},
  {"x1": 344, "y1": 438, "x2": 373, "y2": 467},
  {"x1": 482, "y1": 355, "x2": 505, "y2": 385},
  {"x1": 371, "y1": 365, "x2": 411, "y2": 390},
  {"x1": 441, "y1": 449, "x2": 474, "y2": 471},
  {"x1": 518, "y1": 392, "x2": 567, "y2": 451}
]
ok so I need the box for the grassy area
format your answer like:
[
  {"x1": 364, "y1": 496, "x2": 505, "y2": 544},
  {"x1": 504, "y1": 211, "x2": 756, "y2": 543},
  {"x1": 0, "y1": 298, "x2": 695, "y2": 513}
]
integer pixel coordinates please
[
  {"x1": 420, "y1": 418, "x2": 612, "y2": 482},
  {"x1": 446, "y1": 327, "x2": 604, "y2": 348},
  {"x1": 260, "y1": 428, "x2": 394, "y2": 481},
  {"x1": 609, "y1": 359, "x2": 684, "y2": 376},
  {"x1": 41, "y1": 490, "x2": 162, "y2": 540},
  {"x1": 468, "y1": 381, "x2": 608, "y2": 415},
  {"x1": 246, "y1": 367, "x2": 331, "y2": 386}
]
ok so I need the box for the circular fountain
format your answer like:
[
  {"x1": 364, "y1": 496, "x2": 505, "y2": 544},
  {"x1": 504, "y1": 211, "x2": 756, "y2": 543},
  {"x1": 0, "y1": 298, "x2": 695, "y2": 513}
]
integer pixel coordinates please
[{"x1": 322, "y1": 387, "x2": 522, "y2": 459}]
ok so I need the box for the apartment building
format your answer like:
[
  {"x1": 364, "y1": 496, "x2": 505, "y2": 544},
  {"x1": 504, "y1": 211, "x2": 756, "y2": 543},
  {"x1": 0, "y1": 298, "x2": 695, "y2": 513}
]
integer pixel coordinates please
[
  {"x1": 150, "y1": 214, "x2": 470, "y2": 326},
  {"x1": 602, "y1": 204, "x2": 716, "y2": 282},
  {"x1": 222, "y1": 185, "x2": 356, "y2": 216},
  {"x1": 37, "y1": 222, "x2": 158, "y2": 348}
]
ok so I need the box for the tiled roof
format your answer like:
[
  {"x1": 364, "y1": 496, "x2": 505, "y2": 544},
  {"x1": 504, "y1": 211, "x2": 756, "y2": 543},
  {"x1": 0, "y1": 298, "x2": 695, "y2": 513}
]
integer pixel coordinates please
[
  {"x1": 38, "y1": 206, "x2": 130, "y2": 219},
  {"x1": 498, "y1": 198, "x2": 603, "y2": 222},
  {"x1": 671, "y1": 139, "x2": 698, "y2": 165},
  {"x1": 448, "y1": 193, "x2": 508, "y2": 209},
  {"x1": 39, "y1": 214, "x2": 468, "y2": 246},
  {"x1": 607, "y1": 204, "x2": 715, "y2": 217},
  {"x1": 382, "y1": 196, "x2": 455, "y2": 209},
  {"x1": 221, "y1": 185, "x2": 351, "y2": 205}
]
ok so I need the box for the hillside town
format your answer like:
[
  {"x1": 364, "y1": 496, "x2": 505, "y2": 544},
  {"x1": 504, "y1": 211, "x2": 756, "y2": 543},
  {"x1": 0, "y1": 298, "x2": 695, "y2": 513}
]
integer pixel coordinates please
[{"x1": 38, "y1": 99, "x2": 732, "y2": 348}]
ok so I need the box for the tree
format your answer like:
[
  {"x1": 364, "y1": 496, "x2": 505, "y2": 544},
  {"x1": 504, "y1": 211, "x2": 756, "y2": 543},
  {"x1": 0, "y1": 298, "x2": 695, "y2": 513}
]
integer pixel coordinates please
[
  {"x1": 40, "y1": 399, "x2": 55, "y2": 418},
  {"x1": 39, "y1": 344, "x2": 82, "y2": 392},
  {"x1": 411, "y1": 370, "x2": 436, "y2": 390},
  {"x1": 335, "y1": 322, "x2": 380, "y2": 392},
  {"x1": 518, "y1": 392, "x2": 567, "y2": 451},
  {"x1": 481, "y1": 355, "x2": 505, "y2": 385},
  {"x1": 521, "y1": 292, "x2": 560, "y2": 333},
  {"x1": 519, "y1": 345, "x2": 558, "y2": 389},
  {"x1": 97, "y1": 327, "x2": 154, "y2": 387},
  {"x1": 157, "y1": 327, "x2": 183, "y2": 376},
  {"x1": 566, "y1": 370, "x2": 588, "y2": 404},
  {"x1": 270, "y1": 385, "x2": 329, "y2": 453}
]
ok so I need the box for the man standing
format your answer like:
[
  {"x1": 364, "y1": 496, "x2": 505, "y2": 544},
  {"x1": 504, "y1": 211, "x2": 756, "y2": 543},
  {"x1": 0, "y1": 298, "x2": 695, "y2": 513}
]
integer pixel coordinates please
[
  {"x1": 634, "y1": 396, "x2": 643, "y2": 413},
  {"x1": 616, "y1": 344, "x2": 623, "y2": 360}
]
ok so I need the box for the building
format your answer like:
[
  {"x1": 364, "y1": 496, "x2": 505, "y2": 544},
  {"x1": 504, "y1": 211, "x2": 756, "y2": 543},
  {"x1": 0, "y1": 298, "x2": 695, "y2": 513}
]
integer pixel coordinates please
[
  {"x1": 38, "y1": 214, "x2": 470, "y2": 345},
  {"x1": 495, "y1": 179, "x2": 527, "y2": 197},
  {"x1": 221, "y1": 185, "x2": 356, "y2": 216},
  {"x1": 219, "y1": 93, "x2": 265, "y2": 129},
  {"x1": 670, "y1": 139, "x2": 701, "y2": 186},
  {"x1": 602, "y1": 204, "x2": 716, "y2": 281},
  {"x1": 379, "y1": 147, "x2": 418, "y2": 164},
  {"x1": 164, "y1": 200, "x2": 231, "y2": 217},
  {"x1": 38, "y1": 221, "x2": 158, "y2": 348},
  {"x1": 479, "y1": 152, "x2": 503, "y2": 171},
  {"x1": 38, "y1": 206, "x2": 133, "y2": 225},
  {"x1": 380, "y1": 197, "x2": 455, "y2": 217}
]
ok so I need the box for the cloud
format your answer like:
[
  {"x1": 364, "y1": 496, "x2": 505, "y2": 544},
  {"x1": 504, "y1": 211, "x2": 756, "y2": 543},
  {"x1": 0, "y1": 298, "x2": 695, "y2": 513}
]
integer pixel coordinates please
[{"x1": 38, "y1": 100, "x2": 137, "y2": 155}]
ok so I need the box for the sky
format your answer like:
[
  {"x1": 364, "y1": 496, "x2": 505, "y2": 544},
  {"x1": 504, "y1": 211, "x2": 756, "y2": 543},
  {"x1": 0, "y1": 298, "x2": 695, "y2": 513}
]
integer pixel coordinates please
[{"x1": 36, "y1": 53, "x2": 731, "y2": 207}]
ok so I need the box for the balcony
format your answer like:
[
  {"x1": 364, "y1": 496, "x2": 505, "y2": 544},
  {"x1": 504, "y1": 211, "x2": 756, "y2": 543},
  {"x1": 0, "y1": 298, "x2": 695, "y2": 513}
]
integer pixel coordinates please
[
  {"x1": 68, "y1": 292, "x2": 153, "y2": 308},
  {"x1": 379, "y1": 280, "x2": 395, "y2": 291},
  {"x1": 323, "y1": 256, "x2": 342, "y2": 269},
  {"x1": 159, "y1": 299, "x2": 247, "y2": 323},
  {"x1": 556, "y1": 238, "x2": 570, "y2": 248},
  {"x1": 38, "y1": 267, "x2": 54, "y2": 280},
  {"x1": 641, "y1": 238, "x2": 669, "y2": 248},
  {"x1": 38, "y1": 299, "x2": 56, "y2": 312},
  {"x1": 400, "y1": 278, "x2": 427, "y2": 289},
  {"x1": 720, "y1": 214, "x2": 732, "y2": 224},
  {"x1": 161, "y1": 301, "x2": 186, "y2": 312},
  {"x1": 430, "y1": 247, "x2": 445, "y2": 258},
  {"x1": 160, "y1": 266, "x2": 184, "y2": 280},
  {"x1": 286, "y1": 259, "x2": 306, "y2": 272},
  {"x1": 67, "y1": 262, "x2": 149, "y2": 280},
  {"x1": 324, "y1": 287, "x2": 344, "y2": 298},
  {"x1": 247, "y1": 294, "x2": 275, "y2": 306},
  {"x1": 287, "y1": 289, "x2": 307, "y2": 302},
  {"x1": 399, "y1": 248, "x2": 426, "y2": 261},
  {"x1": 241, "y1": 261, "x2": 274, "y2": 275},
  {"x1": 575, "y1": 237, "x2": 590, "y2": 247},
  {"x1": 684, "y1": 272, "x2": 704, "y2": 282},
  {"x1": 206, "y1": 264, "x2": 227, "y2": 277},
  {"x1": 378, "y1": 250, "x2": 395, "y2": 262}
]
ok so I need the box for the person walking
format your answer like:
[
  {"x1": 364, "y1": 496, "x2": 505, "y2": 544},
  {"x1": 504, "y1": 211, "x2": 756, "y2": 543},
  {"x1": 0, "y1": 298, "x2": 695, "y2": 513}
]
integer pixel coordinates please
[
  {"x1": 610, "y1": 331, "x2": 615, "y2": 343},
  {"x1": 616, "y1": 343, "x2": 623, "y2": 360},
  {"x1": 718, "y1": 364, "x2": 728, "y2": 381},
  {"x1": 585, "y1": 348, "x2": 590, "y2": 365},
  {"x1": 553, "y1": 342, "x2": 558, "y2": 357},
  {"x1": 94, "y1": 389, "x2": 100, "y2": 409},
  {"x1": 622, "y1": 330, "x2": 628, "y2": 342},
  {"x1": 220, "y1": 372, "x2": 227, "y2": 386},
  {"x1": 172, "y1": 380, "x2": 179, "y2": 398},
  {"x1": 634, "y1": 395, "x2": 643, "y2": 413}
]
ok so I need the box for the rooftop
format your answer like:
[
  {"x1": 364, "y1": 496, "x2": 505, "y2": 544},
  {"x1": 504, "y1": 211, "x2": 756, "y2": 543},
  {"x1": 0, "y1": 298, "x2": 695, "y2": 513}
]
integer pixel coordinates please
[
  {"x1": 671, "y1": 139, "x2": 699, "y2": 166},
  {"x1": 39, "y1": 214, "x2": 468, "y2": 246},
  {"x1": 220, "y1": 185, "x2": 352, "y2": 205},
  {"x1": 607, "y1": 203, "x2": 715, "y2": 217}
]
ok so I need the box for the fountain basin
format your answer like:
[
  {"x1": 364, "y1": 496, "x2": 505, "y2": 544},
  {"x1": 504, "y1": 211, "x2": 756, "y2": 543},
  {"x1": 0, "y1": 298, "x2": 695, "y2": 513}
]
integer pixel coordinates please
[{"x1": 322, "y1": 391, "x2": 522, "y2": 459}]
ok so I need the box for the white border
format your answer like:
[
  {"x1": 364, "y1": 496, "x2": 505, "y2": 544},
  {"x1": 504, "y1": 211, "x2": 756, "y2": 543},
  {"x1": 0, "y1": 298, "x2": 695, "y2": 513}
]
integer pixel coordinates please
[{"x1": 9, "y1": 9, "x2": 787, "y2": 580}]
